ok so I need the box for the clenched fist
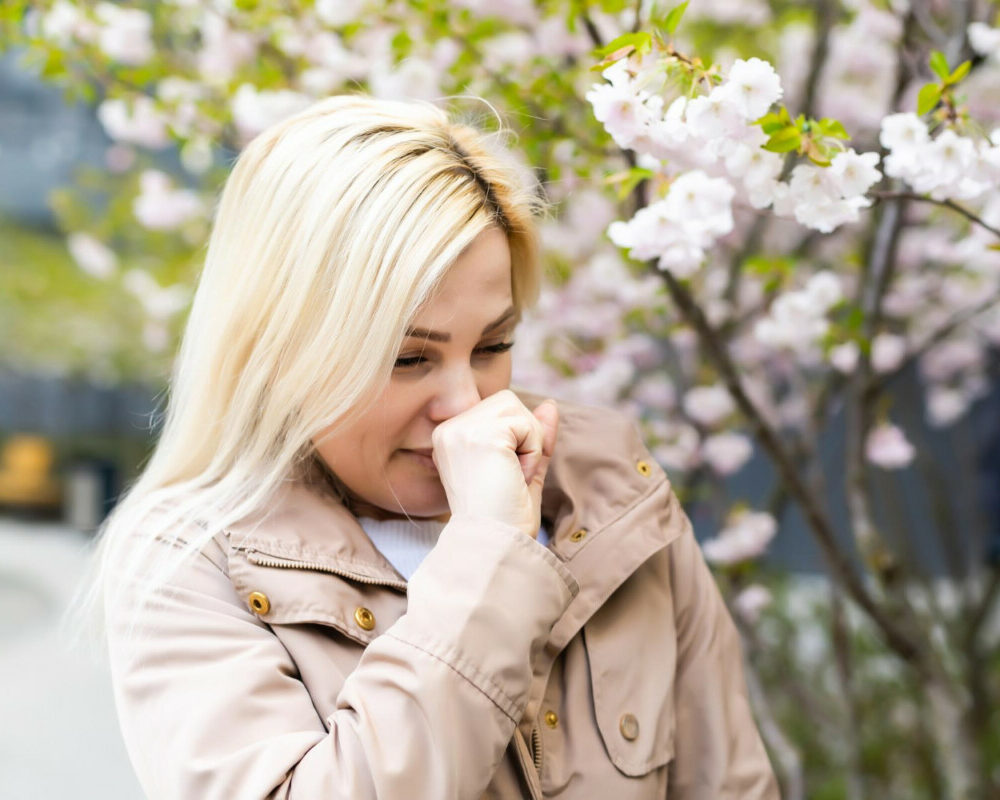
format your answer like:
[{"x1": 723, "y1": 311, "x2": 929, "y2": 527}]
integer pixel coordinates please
[{"x1": 431, "y1": 391, "x2": 559, "y2": 538}]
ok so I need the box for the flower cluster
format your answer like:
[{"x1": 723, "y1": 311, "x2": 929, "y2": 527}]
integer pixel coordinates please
[
  {"x1": 753, "y1": 271, "x2": 843, "y2": 355},
  {"x1": 590, "y1": 54, "x2": 882, "y2": 277},
  {"x1": 880, "y1": 113, "x2": 1000, "y2": 202}
]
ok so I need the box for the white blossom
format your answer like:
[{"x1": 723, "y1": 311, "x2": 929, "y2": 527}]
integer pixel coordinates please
[
  {"x1": 67, "y1": 233, "x2": 117, "y2": 279},
  {"x1": 926, "y1": 386, "x2": 968, "y2": 427},
  {"x1": 133, "y1": 170, "x2": 204, "y2": 231},
  {"x1": 123, "y1": 269, "x2": 189, "y2": 319},
  {"x1": 968, "y1": 22, "x2": 1000, "y2": 59},
  {"x1": 314, "y1": 0, "x2": 367, "y2": 26},
  {"x1": 702, "y1": 432, "x2": 753, "y2": 475},
  {"x1": 684, "y1": 90, "x2": 745, "y2": 140},
  {"x1": 828, "y1": 149, "x2": 881, "y2": 197},
  {"x1": 879, "y1": 112, "x2": 929, "y2": 152},
  {"x1": 733, "y1": 584, "x2": 773, "y2": 624},
  {"x1": 829, "y1": 341, "x2": 860, "y2": 373},
  {"x1": 702, "y1": 510, "x2": 777, "y2": 566},
  {"x1": 865, "y1": 423, "x2": 915, "y2": 469},
  {"x1": 231, "y1": 84, "x2": 312, "y2": 141},
  {"x1": 97, "y1": 96, "x2": 170, "y2": 149},
  {"x1": 871, "y1": 333, "x2": 907, "y2": 373},
  {"x1": 717, "y1": 57, "x2": 783, "y2": 119},
  {"x1": 683, "y1": 384, "x2": 735, "y2": 426},
  {"x1": 95, "y1": 3, "x2": 154, "y2": 66}
]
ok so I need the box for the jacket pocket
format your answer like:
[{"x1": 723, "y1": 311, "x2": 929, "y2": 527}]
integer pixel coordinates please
[
  {"x1": 582, "y1": 552, "x2": 677, "y2": 777},
  {"x1": 227, "y1": 545, "x2": 408, "y2": 645}
]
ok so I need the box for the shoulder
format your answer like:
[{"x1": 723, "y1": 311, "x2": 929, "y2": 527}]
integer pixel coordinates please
[
  {"x1": 515, "y1": 388, "x2": 656, "y2": 478},
  {"x1": 515, "y1": 388, "x2": 649, "y2": 461}
]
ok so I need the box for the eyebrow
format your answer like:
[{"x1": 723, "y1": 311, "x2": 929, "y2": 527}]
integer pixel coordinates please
[{"x1": 405, "y1": 305, "x2": 518, "y2": 343}]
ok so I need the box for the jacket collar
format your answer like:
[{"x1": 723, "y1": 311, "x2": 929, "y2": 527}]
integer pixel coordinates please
[{"x1": 226, "y1": 390, "x2": 680, "y2": 595}]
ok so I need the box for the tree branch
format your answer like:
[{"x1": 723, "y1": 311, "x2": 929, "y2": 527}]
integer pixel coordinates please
[{"x1": 654, "y1": 266, "x2": 923, "y2": 663}]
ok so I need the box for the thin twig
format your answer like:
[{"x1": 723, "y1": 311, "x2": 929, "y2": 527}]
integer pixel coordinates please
[
  {"x1": 872, "y1": 191, "x2": 1000, "y2": 240},
  {"x1": 868, "y1": 295, "x2": 1000, "y2": 396}
]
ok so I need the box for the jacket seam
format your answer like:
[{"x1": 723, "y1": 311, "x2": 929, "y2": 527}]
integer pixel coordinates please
[{"x1": 384, "y1": 631, "x2": 522, "y2": 721}]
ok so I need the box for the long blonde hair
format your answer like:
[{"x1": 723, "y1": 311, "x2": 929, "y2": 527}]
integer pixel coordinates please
[{"x1": 83, "y1": 95, "x2": 543, "y2": 637}]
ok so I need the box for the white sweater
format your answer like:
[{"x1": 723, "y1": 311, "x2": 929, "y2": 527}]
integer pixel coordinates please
[{"x1": 359, "y1": 516, "x2": 550, "y2": 580}]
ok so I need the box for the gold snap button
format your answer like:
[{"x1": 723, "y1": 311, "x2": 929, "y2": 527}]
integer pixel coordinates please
[
  {"x1": 354, "y1": 606, "x2": 376, "y2": 631},
  {"x1": 544, "y1": 710, "x2": 559, "y2": 729},
  {"x1": 569, "y1": 528, "x2": 587, "y2": 543},
  {"x1": 636, "y1": 460, "x2": 652, "y2": 477},
  {"x1": 248, "y1": 591, "x2": 270, "y2": 615},
  {"x1": 619, "y1": 712, "x2": 639, "y2": 741}
]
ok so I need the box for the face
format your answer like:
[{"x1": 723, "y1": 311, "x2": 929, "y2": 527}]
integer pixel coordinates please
[{"x1": 313, "y1": 226, "x2": 516, "y2": 521}]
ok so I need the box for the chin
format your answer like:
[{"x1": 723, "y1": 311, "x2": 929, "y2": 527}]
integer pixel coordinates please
[{"x1": 386, "y1": 482, "x2": 450, "y2": 520}]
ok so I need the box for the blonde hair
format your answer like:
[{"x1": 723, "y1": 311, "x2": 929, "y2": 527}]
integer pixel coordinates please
[{"x1": 81, "y1": 95, "x2": 543, "y2": 639}]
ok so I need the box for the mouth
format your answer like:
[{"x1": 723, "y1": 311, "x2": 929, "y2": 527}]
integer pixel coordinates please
[{"x1": 401, "y1": 448, "x2": 437, "y2": 470}]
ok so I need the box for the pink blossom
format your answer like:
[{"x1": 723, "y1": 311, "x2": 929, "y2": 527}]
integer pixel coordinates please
[{"x1": 865, "y1": 423, "x2": 916, "y2": 469}]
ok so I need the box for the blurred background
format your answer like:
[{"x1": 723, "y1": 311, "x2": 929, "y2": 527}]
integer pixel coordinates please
[{"x1": 1, "y1": 1, "x2": 999, "y2": 798}]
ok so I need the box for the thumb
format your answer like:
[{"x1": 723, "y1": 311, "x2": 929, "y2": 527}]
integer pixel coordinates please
[{"x1": 533, "y1": 399, "x2": 559, "y2": 460}]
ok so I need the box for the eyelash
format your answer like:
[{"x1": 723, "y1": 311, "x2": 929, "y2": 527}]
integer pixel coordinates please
[{"x1": 394, "y1": 341, "x2": 515, "y2": 369}]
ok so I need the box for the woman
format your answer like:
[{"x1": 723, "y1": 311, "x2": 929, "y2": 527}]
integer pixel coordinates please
[{"x1": 92, "y1": 95, "x2": 778, "y2": 799}]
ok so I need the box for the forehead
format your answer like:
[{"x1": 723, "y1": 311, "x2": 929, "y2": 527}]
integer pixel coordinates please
[{"x1": 411, "y1": 227, "x2": 513, "y2": 324}]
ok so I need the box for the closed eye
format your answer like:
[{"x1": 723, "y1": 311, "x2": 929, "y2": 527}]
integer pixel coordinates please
[
  {"x1": 474, "y1": 341, "x2": 515, "y2": 357},
  {"x1": 393, "y1": 341, "x2": 514, "y2": 369}
]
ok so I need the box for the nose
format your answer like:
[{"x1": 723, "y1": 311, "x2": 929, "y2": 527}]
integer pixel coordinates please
[{"x1": 428, "y1": 364, "x2": 482, "y2": 422}]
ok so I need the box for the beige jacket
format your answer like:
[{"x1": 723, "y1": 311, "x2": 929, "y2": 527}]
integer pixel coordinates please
[{"x1": 107, "y1": 395, "x2": 779, "y2": 799}]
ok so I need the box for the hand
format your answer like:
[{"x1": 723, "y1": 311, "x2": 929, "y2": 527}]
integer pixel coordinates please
[{"x1": 431, "y1": 391, "x2": 559, "y2": 538}]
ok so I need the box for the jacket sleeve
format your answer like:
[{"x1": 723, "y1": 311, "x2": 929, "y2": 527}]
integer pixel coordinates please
[
  {"x1": 665, "y1": 489, "x2": 781, "y2": 800},
  {"x1": 106, "y1": 515, "x2": 578, "y2": 800}
]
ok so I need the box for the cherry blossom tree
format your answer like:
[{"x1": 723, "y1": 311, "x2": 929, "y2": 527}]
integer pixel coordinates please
[{"x1": 3, "y1": 1, "x2": 999, "y2": 797}]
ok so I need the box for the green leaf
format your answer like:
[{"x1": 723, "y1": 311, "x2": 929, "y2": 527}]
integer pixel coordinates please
[
  {"x1": 604, "y1": 166, "x2": 654, "y2": 200},
  {"x1": 815, "y1": 117, "x2": 849, "y2": 139},
  {"x1": 917, "y1": 82, "x2": 942, "y2": 115},
  {"x1": 948, "y1": 60, "x2": 971, "y2": 84},
  {"x1": 758, "y1": 111, "x2": 787, "y2": 134},
  {"x1": 929, "y1": 50, "x2": 950, "y2": 81},
  {"x1": 662, "y1": 1, "x2": 689, "y2": 35},
  {"x1": 594, "y1": 31, "x2": 653, "y2": 59},
  {"x1": 763, "y1": 127, "x2": 802, "y2": 153}
]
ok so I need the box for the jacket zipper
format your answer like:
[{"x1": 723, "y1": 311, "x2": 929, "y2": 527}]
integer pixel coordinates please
[
  {"x1": 244, "y1": 550, "x2": 407, "y2": 590},
  {"x1": 530, "y1": 726, "x2": 542, "y2": 772}
]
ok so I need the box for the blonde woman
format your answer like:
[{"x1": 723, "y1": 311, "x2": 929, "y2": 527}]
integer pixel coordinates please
[{"x1": 92, "y1": 95, "x2": 778, "y2": 799}]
